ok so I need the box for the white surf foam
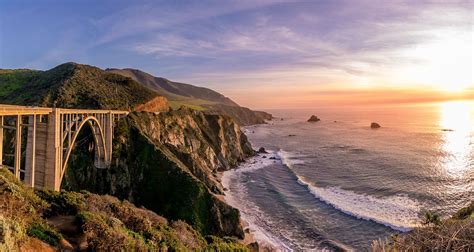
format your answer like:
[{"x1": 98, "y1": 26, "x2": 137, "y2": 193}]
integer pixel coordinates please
[
  {"x1": 277, "y1": 150, "x2": 423, "y2": 232},
  {"x1": 222, "y1": 154, "x2": 293, "y2": 251}
]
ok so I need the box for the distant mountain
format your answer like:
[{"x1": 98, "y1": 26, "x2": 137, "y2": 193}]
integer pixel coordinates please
[
  {"x1": 106, "y1": 68, "x2": 272, "y2": 125},
  {"x1": 106, "y1": 68, "x2": 238, "y2": 108},
  {"x1": 0, "y1": 63, "x2": 168, "y2": 112}
]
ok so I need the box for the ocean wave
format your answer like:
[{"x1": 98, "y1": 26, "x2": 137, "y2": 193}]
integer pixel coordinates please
[
  {"x1": 222, "y1": 155, "x2": 294, "y2": 251},
  {"x1": 277, "y1": 150, "x2": 423, "y2": 232}
]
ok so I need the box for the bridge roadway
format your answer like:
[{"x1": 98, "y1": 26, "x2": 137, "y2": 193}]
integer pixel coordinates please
[{"x1": 0, "y1": 104, "x2": 128, "y2": 191}]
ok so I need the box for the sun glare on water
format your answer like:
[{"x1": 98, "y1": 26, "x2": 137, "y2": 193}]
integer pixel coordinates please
[{"x1": 438, "y1": 101, "x2": 473, "y2": 178}]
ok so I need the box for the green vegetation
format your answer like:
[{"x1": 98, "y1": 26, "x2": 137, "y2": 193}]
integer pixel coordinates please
[
  {"x1": 26, "y1": 222, "x2": 62, "y2": 246},
  {"x1": 0, "y1": 167, "x2": 250, "y2": 251},
  {"x1": 0, "y1": 69, "x2": 39, "y2": 97},
  {"x1": 0, "y1": 63, "x2": 159, "y2": 110},
  {"x1": 422, "y1": 210, "x2": 441, "y2": 225},
  {"x1": 169, "y1": 100, "x2": 208, "y2": 111},
  {"x1": 372, "y1": 202, "x2": 474, "y2": 251}
]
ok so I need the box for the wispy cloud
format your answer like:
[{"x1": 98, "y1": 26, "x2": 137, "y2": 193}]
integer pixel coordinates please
[{"x1": 1, "y1": 0, "x2": 472, "y2": 107}]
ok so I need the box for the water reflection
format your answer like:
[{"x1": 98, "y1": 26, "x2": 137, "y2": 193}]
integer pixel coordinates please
[{"x1": 438, "y1": 101, "x2": 473, "y2": 178}]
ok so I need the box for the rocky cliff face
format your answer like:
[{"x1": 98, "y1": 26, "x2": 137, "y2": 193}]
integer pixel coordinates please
[
  {"x1": 134, "y1": 96, "x2": 169, "y2": 112},
  {"x1": 62, "y1": 108, "x2": 253, "y2": 238}
]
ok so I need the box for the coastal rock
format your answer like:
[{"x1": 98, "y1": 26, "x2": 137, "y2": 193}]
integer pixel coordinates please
[
  {"x1": 307, "y1": 115, "x2": 321, "y2": 122},
  {"x1": 248, "y1": 242, "x2": 259, "y2": 252},
  {"x1": 134, "y1": 96, "x2": 169, "y2": 113},
  {"x1": 371, "y1": 122, "x2": 381, "y2": 129},
  {"x1": 257, "y1": 147, "x2": 268, "y2": 154},
  {"x1": 441, "y1": 129, "x2": 454, "y2": 132}
]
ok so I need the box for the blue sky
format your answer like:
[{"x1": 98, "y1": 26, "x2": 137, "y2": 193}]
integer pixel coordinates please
[{"x1": 0, "y1": 0, "x2": 472, "y2": 108}]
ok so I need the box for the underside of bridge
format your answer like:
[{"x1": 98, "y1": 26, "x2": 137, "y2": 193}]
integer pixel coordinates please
[{"x1": 0, "y1": 105, "x2": 128, "y2": 191}]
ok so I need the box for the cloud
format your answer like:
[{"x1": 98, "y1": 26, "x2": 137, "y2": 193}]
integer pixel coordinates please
[
  {"x1": 124, "y1": 1, "x2": 472, "y2": 85},
  {"x1": 2, "y1": 0, "x2": 472, "y2": 107}
]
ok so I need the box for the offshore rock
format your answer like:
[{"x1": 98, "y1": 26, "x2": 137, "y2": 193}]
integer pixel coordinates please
[
  {"x1": 307, "y1": 115, "x2": 321, "y2": 122},
  {"x1": 257, "y1": 147, "x2": 268, "y2": 154},
  {"x1": 371, "y1": 122, "x2": 381, "y2": 129}
]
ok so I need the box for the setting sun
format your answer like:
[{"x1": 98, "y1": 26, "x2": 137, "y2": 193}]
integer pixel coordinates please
[{"x1": 398, "y1": 35, "x2": 473, "y2": 92}]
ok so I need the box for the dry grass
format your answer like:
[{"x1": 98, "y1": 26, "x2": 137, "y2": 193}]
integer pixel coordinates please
[{"x1": 372, "y1": 203, "x2": 474, "y2": 252}]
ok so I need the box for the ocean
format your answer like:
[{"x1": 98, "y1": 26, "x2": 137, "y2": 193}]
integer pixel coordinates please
[{"x1": 222, "y1": 101, "x2": 474, "y2": 251}]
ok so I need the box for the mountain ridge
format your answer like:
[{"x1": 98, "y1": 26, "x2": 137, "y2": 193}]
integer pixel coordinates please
[
  {"x1": 106, "y1": 67, "x2": 273, "y2": 125},
  {"x1": 0, "y1": 62, "x2": 168, "y2": 112}
]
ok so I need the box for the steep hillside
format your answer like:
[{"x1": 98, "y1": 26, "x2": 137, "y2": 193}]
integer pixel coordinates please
[
  {"x1": 0, "y1": 63, "x2": 168, "y2": 112},
  {"x1": 62, "y1": 108, "x2": 253, "y2": 238},
  {"x1": 0, "y1": 63, "x2": 257, "y2": 241},
  {"x1": 0, "y1": 168, "x2": 249, "y2": 251},
  {"x1": 107, "y1": 68, "x2": 272, "y2": 125}
]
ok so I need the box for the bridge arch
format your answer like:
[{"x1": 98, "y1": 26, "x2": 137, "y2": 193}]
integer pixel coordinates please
[
  {"x1": 60, "y1": 116, "x2": 108, "y2": 182},
  {"x1": 0, "y1": 106, "x2": 128, "y2": 191}
]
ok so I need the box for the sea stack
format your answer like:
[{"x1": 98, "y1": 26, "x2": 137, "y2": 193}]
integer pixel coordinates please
[
  {"x1": 307, "y1": 115, "x2": 321, "y2": 122},
  {"x1": 371, "y1": 122, "x2": 381, "y2": 129},
  {"x1": 257, "y1": 147, "x2": 268, "y2": 154}
]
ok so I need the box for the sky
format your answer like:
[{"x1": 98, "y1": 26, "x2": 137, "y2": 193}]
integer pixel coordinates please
[{"x1": 0, "y1": 0, "x2": 473, "y2": 109}]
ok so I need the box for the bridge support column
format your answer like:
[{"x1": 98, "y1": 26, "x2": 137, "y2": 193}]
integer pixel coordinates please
[
  {"x1": 105, "y1": 112, "x2": 113, "y2": 166},
  {"x1": 25, "y1": 115, "x2": 37, "y2": 187},
  {"x1": 0, "y1": 116, "x2": 3, "y2": 168},
  {"x1": 44, "y1": 109, "x2": 62, "y2": 191},
  {"x1": 14, "y1": 115, "x2": 22, "y2": 179}
]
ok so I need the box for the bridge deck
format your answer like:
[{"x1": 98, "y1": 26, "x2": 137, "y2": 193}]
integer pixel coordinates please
[{"x1": 0, "y1": 105, "x2": 129, "y2": 116}]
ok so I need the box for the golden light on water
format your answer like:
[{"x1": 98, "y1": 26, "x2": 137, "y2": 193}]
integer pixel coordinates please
[{"x1": 438, "y1": 101, "x2": 473, "y2": 178}]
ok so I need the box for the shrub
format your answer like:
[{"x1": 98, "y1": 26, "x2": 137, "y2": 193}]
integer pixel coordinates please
[
  {"x1": 35, "y1": 189, "x2": 86, "y2": 216},
  {"x1": 0, "y1": 215, "x2": 25, "y2": 251},
  {"x1": 26, "y1": 222, "x2": 62, "y2": 246},
  {"x1": 423, "y1": 211, "x2": 441, "y2": 226}
]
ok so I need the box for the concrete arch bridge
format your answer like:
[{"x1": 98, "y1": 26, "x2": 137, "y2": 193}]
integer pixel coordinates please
[{"x1": 0, "y1": 105, "x2": 128, "y2": 191}]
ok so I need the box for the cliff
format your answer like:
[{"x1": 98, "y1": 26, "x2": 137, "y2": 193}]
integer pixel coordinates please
[
  {"x1": 134, "y1": 96, "x2": 170, "y2": 113},
  {"x1": 61, "y1": 108, "x2": 253, "y2": 238}
]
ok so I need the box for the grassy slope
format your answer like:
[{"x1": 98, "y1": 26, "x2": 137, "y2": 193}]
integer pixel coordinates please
[
  {"x1": 372, "y1": 202, "x2": 474, "y2": 251},
  {"x1": 0, "y1": 168, "x2": 249, "y2": 251},
  {"x1": 0, "y1": 63, "x2": 160, "y2": 110}
]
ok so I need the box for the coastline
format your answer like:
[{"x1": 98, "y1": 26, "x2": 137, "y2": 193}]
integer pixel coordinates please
[
  {"x1": 216, "y1": 171, "x2": 260, "y2": 249},
  {"x1": 219, "y1": 154, "x2": 288, "y2": 252}
]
